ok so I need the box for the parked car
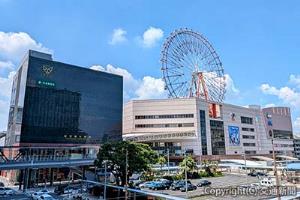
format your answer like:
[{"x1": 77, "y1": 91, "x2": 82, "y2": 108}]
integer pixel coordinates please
[
  {"x1": 54, "y1": 185, "x2": 80, "y2": 195},
  {"x1": 37, "y1": 194, "x2": 57, "y2": 200},
  {"x1": 154, "y1": 179, "x2": 173, "y2": 188},
  {"x1": 247, "y1": 172, "x2": 257, "y2": 177},
  {"x1": 139, "y1": 181, "x2": 155, "y2": 188},
  {"x1": 197, "y1": 180, "x2": 211, "y2": 187},
  {"x1": 180, "y1": 183, "x2": 197, "y2": 192},
  {"x1": 149, "y1": 182, "x2": 167, "y2": 190},
  {"x1": 248, "y1": 172, "x2": 268, "y2": 177},
  {"x1": 256, "y1": 172, "x2": 268, "y2": 177},
  {"x1": 0, "y1": 187, "x2": 15, "y2": 195},
  {"x1": 171, "y1": 180, "x2": 191, "y2": 190},
  {"x1": 38, "y1": 189, "x2": 50, "y2": 193}
]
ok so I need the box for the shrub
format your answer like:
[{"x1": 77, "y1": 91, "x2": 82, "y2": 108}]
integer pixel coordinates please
[{"x1": 214, "y1": 171, "x2": 223, "y2": 177}]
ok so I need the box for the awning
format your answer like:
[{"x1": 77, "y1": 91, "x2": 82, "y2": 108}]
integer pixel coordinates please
[
  {"x1": 276, "y1": 155, "x2": 298, "y2": 160},
  {"x1": 251, "y1": 156, "x2": 273, "y2": 161}
]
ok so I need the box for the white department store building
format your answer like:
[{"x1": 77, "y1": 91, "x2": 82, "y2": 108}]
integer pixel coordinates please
[{"x1": 123, "y1": 98, "x2": 295, "y2": 160}]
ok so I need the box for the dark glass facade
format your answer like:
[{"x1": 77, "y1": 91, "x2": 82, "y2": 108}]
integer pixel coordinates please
[
  {"x1": 199, "y1": 110, "x2": 207, "y2": 155},
  {"x1": 6, "y1": 50, "x2": 123, "y2": 145},
  {"x1": 210, "y1": 120, "x2": 225, "y2": 155}
]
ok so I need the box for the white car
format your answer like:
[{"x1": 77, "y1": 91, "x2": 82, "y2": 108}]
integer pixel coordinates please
[
  {"x1": 37, "y1": 194, "x2": 56, "y2": 200},
  {"x1": 0, "y1": 187, "x2": 15, "y2": 195}
]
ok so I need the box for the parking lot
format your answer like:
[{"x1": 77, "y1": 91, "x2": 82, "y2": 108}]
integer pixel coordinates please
[
  {"x1": 0, "y1": 173, "x2": 298, "y2": 200},
  {"x1": 141, "y1": 173, "x2": 274, "y2": 199}
]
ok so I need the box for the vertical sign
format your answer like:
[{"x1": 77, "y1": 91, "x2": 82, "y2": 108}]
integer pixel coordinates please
[{"x1": 228, "y1": 126, "x2": 240, "y2": 146}]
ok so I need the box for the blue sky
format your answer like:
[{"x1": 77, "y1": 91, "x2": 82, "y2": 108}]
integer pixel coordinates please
[{"x1": 0, "y1": 0, "x2": 300, "y2": 133}]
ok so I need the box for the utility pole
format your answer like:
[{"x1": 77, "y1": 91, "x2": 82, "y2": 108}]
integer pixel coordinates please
[
  {"x1": 267, "y1": 113, "x2": 281, "y2": 200},
  {"x1": 243, "y1": 148, "x2": 248, "y2": 184},
  {"x1": 104, "y1": 161, "x2": 107, "y2": 200},
  {"x1": 184, "y1": 150, "x2": 188, "y2": 198},
  {"x1": 271, "y1": 130, "x2": 281, "y2": 200}
]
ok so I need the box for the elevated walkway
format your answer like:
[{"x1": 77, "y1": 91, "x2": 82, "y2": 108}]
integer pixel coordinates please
[{"x1": 0, "y1": 145, "x2": 97, "y2": 170}]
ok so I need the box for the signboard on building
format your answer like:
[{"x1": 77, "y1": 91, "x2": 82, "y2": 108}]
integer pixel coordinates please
[{"x1": 228, "y1": 126, "x2": 240, "y2": 146}]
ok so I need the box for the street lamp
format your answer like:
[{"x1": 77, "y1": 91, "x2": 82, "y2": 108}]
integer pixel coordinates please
[{"x1": 102, "y1": 160, "x2": 108, "y2": 200}]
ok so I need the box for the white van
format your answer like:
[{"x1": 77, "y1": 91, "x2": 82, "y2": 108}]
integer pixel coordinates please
[{"x1": 260, "y1": 177, "x2": 275, "y2": 187}]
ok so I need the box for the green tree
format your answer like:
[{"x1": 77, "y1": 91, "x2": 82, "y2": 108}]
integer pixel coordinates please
[
  {"x1": 179, "y1": 155, "x2": 197, "y2": 175},
  {"x1": 94, "y1": 141, "x2": 158, "y2": 186},
  {"x1": 157, "y1": 156, "x2": 166, "y2": 172},
  {"x1": 202, "y1": 160, "x2": 218, "y2": 176}
]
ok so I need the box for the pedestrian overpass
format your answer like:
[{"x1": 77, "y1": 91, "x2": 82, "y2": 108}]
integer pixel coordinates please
[{"x1": 0, "y1": 145, "x2": 98, "y2": 170}]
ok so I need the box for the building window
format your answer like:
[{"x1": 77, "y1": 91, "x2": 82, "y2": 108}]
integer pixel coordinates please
[
  {"x1": 241, "y1": 127, "x2": 255, "y2": 132},
  {"x1": 135, "y1": 114, "x2": 194, "y2": 120},
  {"x1": 242, "y1": 135, "x2": 255, "y2": 139},
  {"x1": 135, "y1": 123, "x2": 194, "y2": 128},
  {"x1": 245, "y1": 151, "x2": 256, "y2": 155},
  {"x1": 273, "y1": 129, "x2": 293, "y2": 139},
  {"x1": 243, "y1": 143, "x2": 256, "y2": 147},
  {"x1": 241, "y1": 116, "x2": 253, "y2": 124}
]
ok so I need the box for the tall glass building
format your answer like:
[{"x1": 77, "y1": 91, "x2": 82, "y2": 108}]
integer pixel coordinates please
[{"x1": 6, "y1": 50, "x2": 123, "y2": 146}]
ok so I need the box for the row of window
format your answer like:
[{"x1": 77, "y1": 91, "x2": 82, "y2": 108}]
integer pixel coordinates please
[
  {"x1": 273, "y1": 144, "x2": 294, "y2": 148},
  {"x1": 241, "y1": 116, "x2": 253, "y2": 124},
  {"x1": 269, "y1": 151, "x2": 293, "y2": 155},
  {"x1": 245, "y1": 150, "x2": 256, "y2": 155},
  {"x1": 241, "y1": 127, "x2": 255, "y2": 132},
  {"x1": 148, "y1": 142, "x2": 181, "y2": 147},
  {"x1": 273, "y1": 129, "x2": 293, "y2": 139},
  {"x1": 135, "y1": 123, "x2": 194, "y2": 128},
  {"x1": 242, "y1": 135, "x2": 255, "y2": 139},
  {"x1": 135, "y1": 114, "x2": 194, "y2": 119},
  {"x1": 243, "y1": 143, "x2": 256, "y2": 147}
]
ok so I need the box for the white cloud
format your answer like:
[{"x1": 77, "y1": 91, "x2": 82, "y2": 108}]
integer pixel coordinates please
[
  {"x1": 90, "y1": 65, "x2": 105, "y2": 71},
  {"x1": 140, "y1": 27, "x2": 164, "y2": 48},
  {"x1": 263, "y1": 103, "x2": 276, "y2": 108},
  {"x1": 224, "y1": 74, "x2": 239, "y2": 95},
  {"x1": 0, "y1": 71, "x2": 16, "y2": 131},
  {"x1": 0, "y1": 32, "x2": 52, "y2": 62},
  {"x1": 294, "y1": 117, "x2": 300, "y2": 136},
  {"x1": 135, "y1": 76, "x2": 167, "y2": 99},
  {"x1": 260, "y1": 84, "x2": 300, "y2": 107},
  {"x1": 289, "y1": 74, "x2": 300, "y2": 88},
  {"x1": 294, "y1": 117, "x2": 300, "y2": 129},
  {"x1": 0, "y1": 99, "x2": 9, "y2": 131},
  {"x1": 109, "y1": 28, "x2": 127, "y2": 45},
  {"x1": 0, "y1": 60, "x2": 14, "y2": 70},
  {"x1": 90, "y1": 64, "x2": 166, "y2": 100},
  {"x1": 0, "y1": 71, "x2": 15, "y2": 98}
]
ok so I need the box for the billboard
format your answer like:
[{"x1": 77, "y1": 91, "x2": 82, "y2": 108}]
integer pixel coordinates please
[{"x1": 228, "y1": 126, "x2": 240, "y2": 146}]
